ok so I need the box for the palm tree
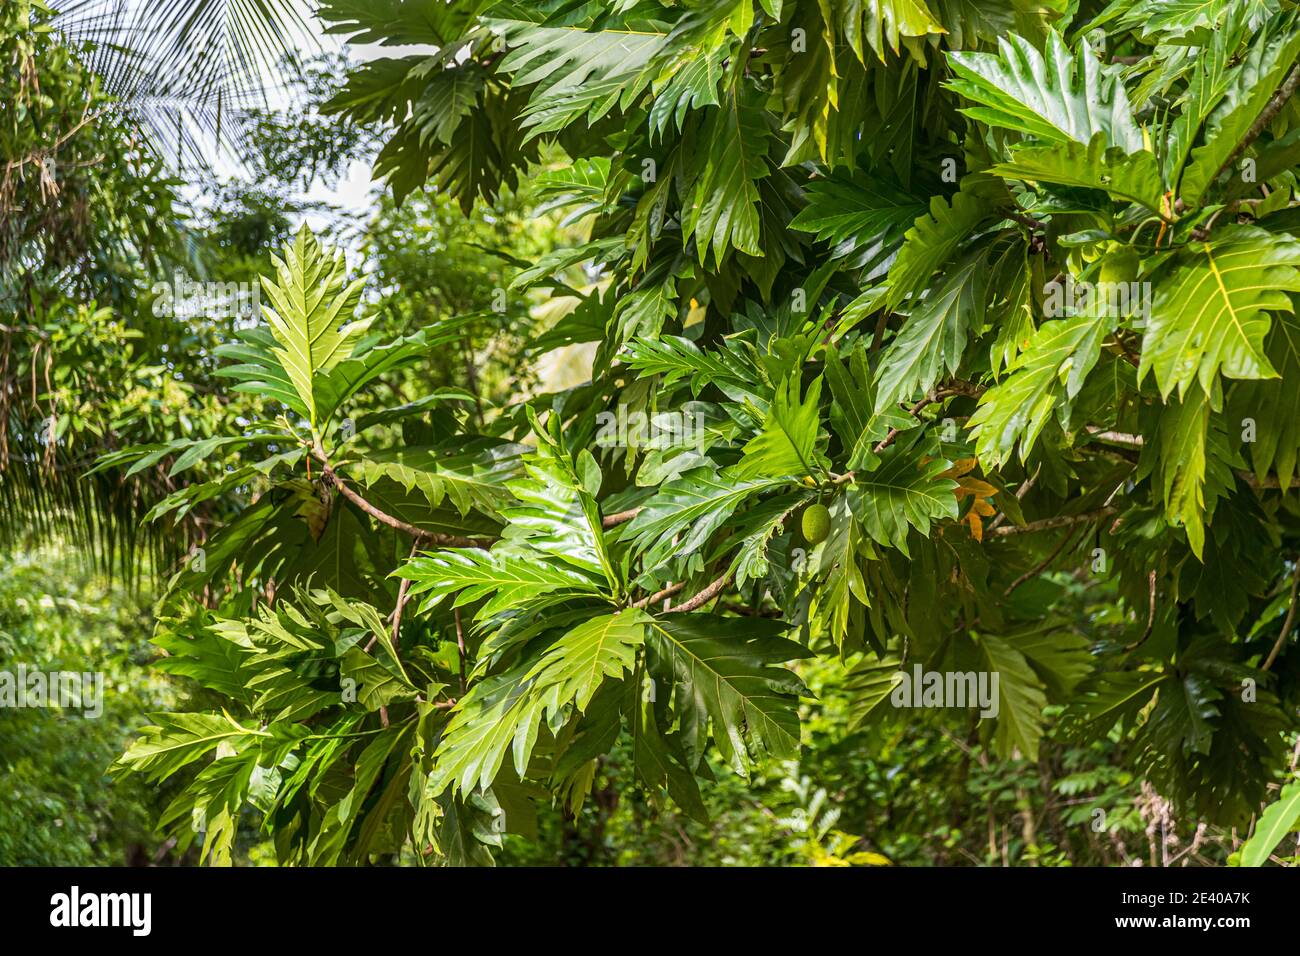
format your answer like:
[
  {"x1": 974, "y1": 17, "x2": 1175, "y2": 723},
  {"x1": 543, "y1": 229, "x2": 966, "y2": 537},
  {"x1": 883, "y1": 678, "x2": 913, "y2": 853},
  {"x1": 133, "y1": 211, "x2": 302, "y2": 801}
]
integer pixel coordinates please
[
  {"x1": 53, "y1": 0, "x2": 318, "y2": 169},
  {"x1": 1, "y1": 1, "x2": 318, "y2": 574}
]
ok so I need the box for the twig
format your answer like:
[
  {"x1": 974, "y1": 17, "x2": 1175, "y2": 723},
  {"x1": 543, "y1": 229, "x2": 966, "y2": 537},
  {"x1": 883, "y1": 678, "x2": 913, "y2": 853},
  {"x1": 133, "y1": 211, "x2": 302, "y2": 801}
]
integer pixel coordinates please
[
  {"x1": 1123, "y1": 570, "x2": 1159, "y2": 652},
  {"x1": 1003, "y1": 525, "x2": 1078, "y2": 596},
  {"x1": 1214, "y1": 64, "x2": 1300, "y2": 187},
  {"x1": 986, "y1": 465, "x2": 1040, "y2": 534},
  {"x1": 454, "y1": 606, "x2": 468, "y2": 694},
  {"x1": 631, "y1": 580, "x2": 686, "y2": 609},
  {"x1": 314, "y1": 447, "x2": 492, "y2": 548},
  {"x1": 1263, "y1": 559, "x2": 1300, "y2": 671},
  {"x1": 1086, "y1": 430, "x2": 1291, "y2": 490},
  {"x1": 1085, "y1": 428, "x2": 1144, "y2": 449},
  {"x1": 1006, "y1": 211, "x2": 1046, "y2": 233},
  {"x1": 872, "y1": 383, "x2": 986, "y2": 455},
  {"x1": 663, "y1": 571, "x2": 733, "y2": 614},
  {"x1": 985, "y1": 507, "x2": 1116, "y2": 538},
  {"x1": 380, "y1": 541, "x2": 421, "y2": 654},
  {"x1": 3, "y1": 107, "x2": 111, "y2": 175},
  {"x1": 602, "y1": 507, "x2": 643, "y2": 528}
]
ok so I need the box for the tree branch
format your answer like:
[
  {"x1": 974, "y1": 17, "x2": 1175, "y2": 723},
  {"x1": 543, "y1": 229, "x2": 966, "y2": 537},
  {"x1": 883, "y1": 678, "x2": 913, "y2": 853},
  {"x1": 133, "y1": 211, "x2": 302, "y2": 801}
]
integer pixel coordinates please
[
  {"x1": 871, "y1": 382, "x2": 987, "y2": 457},
  {"x1": 1003, "y1": 525, "x2": 1078, "y2": 596},
  {"x1": 602, "y1": 507, "x2": 643, "y2": 528},
  {"x1": 985, "y1": 508, "x2": 1117, "y2": 538},
  {"x1": 986, "y1": 465, "x2": 1040, "y2": 534},
  {"x1": 376, "y1": 541, "x2": 420, "y2": 654},
  {"x1": 1006, "y1": 211, "x2": 1046, "y2": 233},
  {"x1": 1215, "y1": 64, "x2": 1300, "y2": 187},
  {"x1": 1123, "y1": 569, "x2": 1159, "y2": 652},
  {"x1": 663, "y1": 571, "x2": 733, "y2": 614},
  {"x1": 1085, "y1": 427, "x2": 1144, "y2": 449},
  {"x1": 632, "y1": 580, "x2": 686, "y2": 609},
  {"x1": 454, "y1": 606, "x2": 468, "y2": 694},
  {"x1": 1084, "y1": 428, "x2": 1289, "y2": 490},
  {"x1": 313, "y1": 447, "x2": 492, "y2": 549},
  {"x1": 1263, "y1": 559, "x2": 1300, "y2": 671}
]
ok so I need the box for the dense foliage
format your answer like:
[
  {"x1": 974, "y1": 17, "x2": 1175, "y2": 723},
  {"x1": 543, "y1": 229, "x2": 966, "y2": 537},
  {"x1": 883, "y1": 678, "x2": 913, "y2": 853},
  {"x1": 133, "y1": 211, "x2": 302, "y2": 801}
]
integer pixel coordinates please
[
  {"x1": 0, "y1": 548, "x2": 178, "y2": 865},
  {"x1": 7, "y1": 0, "x2": 1300, "y2": 866}
]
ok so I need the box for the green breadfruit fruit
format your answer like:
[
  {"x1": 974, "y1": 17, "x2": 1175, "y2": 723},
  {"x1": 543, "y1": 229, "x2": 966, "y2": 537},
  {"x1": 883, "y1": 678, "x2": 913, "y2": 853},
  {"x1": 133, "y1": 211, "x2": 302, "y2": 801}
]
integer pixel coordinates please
[{"x1": 802, "y1": 502, "x2": 831, "y2": 544}]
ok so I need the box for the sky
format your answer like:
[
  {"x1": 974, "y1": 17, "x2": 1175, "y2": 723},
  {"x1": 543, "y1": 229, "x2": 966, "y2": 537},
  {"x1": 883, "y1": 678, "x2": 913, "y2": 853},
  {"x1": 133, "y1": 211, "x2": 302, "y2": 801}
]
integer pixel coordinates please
[
  {"x1": 296, "y1": 35, "x2": 439, "y2": 226},
  {"x1": 85, "y1": 1, "x2": 443, "y2": 232}
]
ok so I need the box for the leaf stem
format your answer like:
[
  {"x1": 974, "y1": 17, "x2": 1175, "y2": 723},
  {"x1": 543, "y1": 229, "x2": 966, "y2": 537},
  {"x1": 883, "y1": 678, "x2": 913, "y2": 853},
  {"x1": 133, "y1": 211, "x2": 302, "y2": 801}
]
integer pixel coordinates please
[
  {"x1": 311, "y1": 444, "x2": 493, "y2": 549},
  {"x1": 663, "y1": 570, "x2": 734, "y2": 614},
  {"x1": 1213, "y1": 64, "x2": 1300, "y2": 188},
  {"x1": 1263, "y1": 559, "x2": 1300, "y2": 671}
]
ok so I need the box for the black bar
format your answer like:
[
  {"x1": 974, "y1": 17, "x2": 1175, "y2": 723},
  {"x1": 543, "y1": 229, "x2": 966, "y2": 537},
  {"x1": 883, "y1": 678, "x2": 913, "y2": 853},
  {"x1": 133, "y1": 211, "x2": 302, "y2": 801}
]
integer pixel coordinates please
[{"x1": 1, "y1": 865, "x2": 1280, "y2": 943}]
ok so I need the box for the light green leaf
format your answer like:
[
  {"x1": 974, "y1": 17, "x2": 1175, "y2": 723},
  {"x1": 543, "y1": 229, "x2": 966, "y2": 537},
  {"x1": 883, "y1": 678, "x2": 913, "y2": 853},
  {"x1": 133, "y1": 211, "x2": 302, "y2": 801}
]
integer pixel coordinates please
[
  {"x1": 354, "y1": 440, "x2": 524, "y2": 517},
  {"x1": 970, "y1": 310, "x2": 1115, "y2": 467},
  {"x1": 685, "y1": 91, "x2": 772, "y2": 264},
  {"x1": 1241, "y1": 780, "x2": 1300, "y2": 866},
  {"x1": 260, "y1": 226, "x2": 372, "y2": 431},
  {"x1": 1179, "y1": 15, "x2": 1300, "y2": 205},
  {"x1": 876, "y1": 249, "x2": 989, "y2": 411},
  {"x1": 116, "y1": 712, "x2": 264, "y2": 783},
  {"x1": 433, "y1": 610, "x2": 649, "y2": 795},
  {"x1": 733, "y1": 374, "x2": 824, "y2": 479},
  {"x1": 849, "y1": 444, "x2": 959, "y2": 556},
  {"x1": 1233, "y1": 317, "x2": 1300, "y2": 491},
  {"x1": 834, "y1": 0, "x2": 947, "y2": 63},
  {"x1": 886, "y1": 186, "x2": 991, "y2": 309},
  {"x1": 626, "y1": 467, "x2": 787, "y2": 572},
  {"x1": 993, "y1": 135, "x2": 1166, "y2": 213},
  {"x1": 1140, "y1": 226, "x2": 1300, "y2": 400},
  {"x1": 946, "y1": 31, "x2": 1145, "y2": 152},
  {"x1": 401, "y1": 548, "x2": 606, "y2": 621}
]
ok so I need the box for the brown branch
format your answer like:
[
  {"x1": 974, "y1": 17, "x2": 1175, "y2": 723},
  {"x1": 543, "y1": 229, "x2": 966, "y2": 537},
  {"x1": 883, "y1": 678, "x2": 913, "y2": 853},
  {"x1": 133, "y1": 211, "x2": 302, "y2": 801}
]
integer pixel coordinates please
[
  {"x1": 1003, "y1": 525, "x2": 1078, "y2": 596},
  {"x1": 1123, "y1": 570, "x2": 1160, "y2": 652},
  {"x1": 380, "y1": 541, "x2": 421, "y2": 654},
  {"x1": 1084, "y1": 429, "x2": 1291, "y2": 490},
  {"x1": 454, "y1": 606, "x2": 468, "y2": 694},
  {"x1": 602, "y1": 507, "x2": 643, "y2": 528},
  {"x1": 872, "y1": 382, "x2": 987, "y2": 456},
  {"x1": 1085, "y1": 428, "x2": 1144, "y2": 449},
  {"x1": 3, "y1": 107, "x2": 111, "y2": 175},
  {"x1": 632, "y1": 580, "x2": 686, "y2": 609},
  {"x1": 1006, "y1": 211, "x2": 1045, "y2": 233},
  {"x1": 1241, "y1": 471, "x2": 1283, "y2": 491},
  {"x1": 986, "y1": 465, "x2": 1040, "y2": 534},
  {"x1": 314, "y1": 449, "x2": 492, "y2": 549},
  {"x1": 1215, "y1": 64, "x2": 1300, "y2": 187},
  {"x1": 386, "y1": 578, "x2": 412, "y2": 652},
  {"x1": 1103, "y1": 337, "x2": 1142, "y2": 369},
  {"x1": 663, "y1": 571, "x2": 733, "y2": 614},
  {"x1": 986, "y1": 507, "x2": 1117, "y2": 539},
  {"x1": 1263, "y1": 559, "x2": 1300, "y2": 671}
]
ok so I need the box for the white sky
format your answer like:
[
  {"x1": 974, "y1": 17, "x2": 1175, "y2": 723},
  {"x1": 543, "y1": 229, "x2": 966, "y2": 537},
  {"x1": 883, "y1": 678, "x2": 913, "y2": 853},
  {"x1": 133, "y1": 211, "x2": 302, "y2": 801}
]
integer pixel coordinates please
[
  {"x1": 179, "y1": 10, "x2": 440, "y2": 235},
  {"x1": 299, "y1": 42, "x2": 439, "y2": 227}
]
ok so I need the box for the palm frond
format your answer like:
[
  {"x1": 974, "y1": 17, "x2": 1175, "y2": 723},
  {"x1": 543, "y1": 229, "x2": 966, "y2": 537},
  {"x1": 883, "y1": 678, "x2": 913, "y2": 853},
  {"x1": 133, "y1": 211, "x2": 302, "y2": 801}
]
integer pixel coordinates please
[{"x1": 53, "y1": 0, "x2": 318, "y2": 169}]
